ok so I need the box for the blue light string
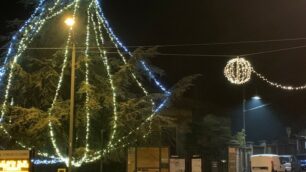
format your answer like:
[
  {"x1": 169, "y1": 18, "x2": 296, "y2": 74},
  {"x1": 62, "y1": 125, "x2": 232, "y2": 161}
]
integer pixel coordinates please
[
  {"x1": 32, "y1": 158, "x2": 64, "y2": 165},
  {"x1": 0, "y1": 0, "x2": 49, "y2": 124},
  {"x1": 140, "y1": 61, "x2": 171, "y2": 95},
  {"x1": 154, "y1": 97, "x2": 170, "y2": 113},
  {"x1": 0, "y1": 0, "x2": 46, "y2": 83},
  {"x1": 4, "y1": 0, "x2": 45, "y2": 64},
  {"x1": 95, "y1": 0, "x2": 171, "y2": 111}
]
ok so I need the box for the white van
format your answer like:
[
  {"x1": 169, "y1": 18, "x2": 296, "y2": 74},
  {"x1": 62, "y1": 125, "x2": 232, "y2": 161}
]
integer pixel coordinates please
[{"x1": 251, "y1": 154, "x2": 286, "y2": 172}]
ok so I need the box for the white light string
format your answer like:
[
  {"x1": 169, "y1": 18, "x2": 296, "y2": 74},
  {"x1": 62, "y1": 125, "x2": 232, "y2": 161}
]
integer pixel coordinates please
[
  {"x1": 0, "y1": 0, "x2": 77, "y2": 162},
  {"x1": 94, "y1": 0, "x2": 171, "y2": 97},
  {"x1": 93, "y1": 3, "x2": 149, "y2": 142},
  {"x1": 1, "y1": 0, "x2": 45, "y2": 66},
  {"x1": 0, "y1": 0, "x2": 64, "y2": 129},
  {"x1": 0, "y1": 0, "x2": 172, "y2": 166},
  {"x1": 93, "y1": 2, "x2": 157, "y2": 146},
  {"x1": 47, "y1": 0, "x2": 81, "y2": 167},
  {"x1": 76, "y1": 0, "x2": 94, "y2": 165},
  {"x1": 47, "y1": 33, "x2": 72, "y2": 164},
  {"x1": 94, "y1": 3, "x2": 171, "y2": 145},
  {"x1": 252, "y1": 70, "x2": 306, "y2": 90},
  {"x1": 91, "y1": 0, "x2": 172, "y2": 156},
  {"x1": 90, "y1": 9, "x2": 119, "y2": 150},
  {"x1": 0, "y1": 0, "x2": 75, "y2": 121}
]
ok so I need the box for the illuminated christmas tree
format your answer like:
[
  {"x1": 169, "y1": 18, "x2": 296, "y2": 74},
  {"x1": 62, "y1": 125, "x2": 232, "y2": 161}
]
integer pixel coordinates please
[{"x1": 0, "y1": 0, "x2": 171, "y2": 167}]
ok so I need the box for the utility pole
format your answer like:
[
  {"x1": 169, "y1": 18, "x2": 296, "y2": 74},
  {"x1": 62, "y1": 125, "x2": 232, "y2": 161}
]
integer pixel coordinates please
[
  {"x1": 64, "y1": 17, "x2": 76, "y2": 172},
  {"x1": 100, "y1": 129, "x2": 104, "y2": 172},
  {"x1": 68, "y1": 42, "x2": 76, "y2": 172},
  {"x1": 175, "y1": 126, "x2": 178, "y2": 155},
  {"x1": 242, "y1": 87, "x2": 246, "y2": 172},
  {"x1": 242, "y1": 87, "x2": 246, "y2": 145}
]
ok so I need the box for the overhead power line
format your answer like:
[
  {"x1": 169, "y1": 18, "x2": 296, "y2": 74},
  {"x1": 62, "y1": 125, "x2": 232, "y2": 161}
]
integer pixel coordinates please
[
  {"x1": 241, "y1": 44, "x2": 306, "y2": 57},
  {"x1": 125, "y1": 37, "x2": 306, "y2": 48},
  {"x1": 2, "y1": 36, "x2": 306, "y2": 50},
  {"x1": 2, "y1": 41, "x2": 306, "y2": 58},
  {"x1": 89, "y1": 44, "x2": 306, "y2": 57}
]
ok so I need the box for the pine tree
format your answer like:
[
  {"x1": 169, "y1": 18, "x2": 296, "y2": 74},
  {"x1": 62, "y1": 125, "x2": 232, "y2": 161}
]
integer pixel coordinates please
[
  {"x1": 0, "y1": 0, "x2": 198, "y2": 167},
  {"x1": 0, "y1": 0, "x2": 201, "y2": 166}
]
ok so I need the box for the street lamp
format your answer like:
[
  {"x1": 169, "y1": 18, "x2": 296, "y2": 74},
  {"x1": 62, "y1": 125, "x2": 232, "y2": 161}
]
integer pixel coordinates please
[
  {"x1": 243, "y1": 94, "x2": 265, "y2": 144},
  {"x1": 65, "y1": 18, "x2": 75, "y2": 27},
  {"x1": 65, "y1": 17, "x2": 76, "y2": 172},
  {"x1": 252, "y1": 95, "x2": 261, "y2": 100},
  {"x1": 242, "y1": 94, "x2": 270, "y2": 172}
]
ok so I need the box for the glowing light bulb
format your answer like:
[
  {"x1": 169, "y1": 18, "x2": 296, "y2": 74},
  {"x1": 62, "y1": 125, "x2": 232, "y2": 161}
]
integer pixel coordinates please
[{"x1": 65, "y1": 18, "x2": 75, "y2": 27}]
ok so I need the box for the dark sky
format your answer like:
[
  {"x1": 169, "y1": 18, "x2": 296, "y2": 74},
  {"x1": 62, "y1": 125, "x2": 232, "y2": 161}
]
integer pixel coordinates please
[
  {"x1": 1, "y1": 0, "x2": 306, "y2": 140},
  {"x1": 102, "y1": 0, "x2": 306, "y2": 139}
]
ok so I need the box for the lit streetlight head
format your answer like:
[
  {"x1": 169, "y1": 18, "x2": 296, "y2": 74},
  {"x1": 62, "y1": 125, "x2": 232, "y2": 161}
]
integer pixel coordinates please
[
  {"x1": 65, "y1": 18, "x2": 75, "y2": 27},
  {"x1": 252, "y1": 95, "x2": 261, "y2": 100}
]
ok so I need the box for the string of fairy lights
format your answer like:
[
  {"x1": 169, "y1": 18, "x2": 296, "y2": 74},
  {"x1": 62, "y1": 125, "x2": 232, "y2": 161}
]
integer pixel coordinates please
[
  {"x1": 90, "y1": 7, "x2": 119, "y2": 151},
  {"x1": 0, "y1": 0, "x2": 171, "y2": 167},
  {"x1": 0, "y1": 0, "x2": 74, "y2": 143},
  {"x1": 1, "y1": 0, "x2": 306, "y2": 168},
  {"x1": 93, "y1": 2, "x2": 157, "y2": 149},
  {"x1": 0, "y1": 0, "x2": 78, "y2": 166},
  {"x1": 0, "y1": 0, "x2": 80, "y2": 165},
  {"x1": 94, "y1": 0, "x2": 172, "y2": 153},
  {"x1": 79, "y1": 0, "x2": 94, "y2": 164},
  {"x1": 47, "y1": 0, "x2": 83, "y2": 167}
]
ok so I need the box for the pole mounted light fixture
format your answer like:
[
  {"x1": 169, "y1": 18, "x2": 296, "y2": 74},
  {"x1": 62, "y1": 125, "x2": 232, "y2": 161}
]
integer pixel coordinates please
[
  {"x1": 65, "y1": 16, "x2": 76, "y2": 172},
  {"x1": 252, "y1": 95, "x2": 261, "y2": 100},
  {"x1": 65, "y1": 17, "x2": 75, "y2": 27}
]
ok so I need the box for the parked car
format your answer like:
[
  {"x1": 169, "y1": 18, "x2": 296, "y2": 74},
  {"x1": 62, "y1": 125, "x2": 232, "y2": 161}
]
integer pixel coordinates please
[
  {"x1": 251, "y1": 154, "x2": 286, "y2": 172},
  {"x1": 295, "y1": 154, "x2": 306, "y2": 171},
  {"x1": 279, "y1": 155, "x2": 301, "y2": 172}
]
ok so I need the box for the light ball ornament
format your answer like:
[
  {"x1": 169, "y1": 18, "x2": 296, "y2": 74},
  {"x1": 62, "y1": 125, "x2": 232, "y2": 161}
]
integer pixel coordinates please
[{"x1": 224, "y1": 57, "x2": 253, "y2": 85}]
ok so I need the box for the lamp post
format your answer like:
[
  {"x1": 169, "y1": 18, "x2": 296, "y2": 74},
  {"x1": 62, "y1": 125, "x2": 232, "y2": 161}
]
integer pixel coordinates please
[
  {"x1": 100, "y1": 129, "x2": 104, "y2": 172},
  {"x1": 65, "y1": 17, "x2": 76, "y2": 172},
  {"x1": 242, "y1": 89, "x2": 246, "y2": 145},
  {"x1": 242, "y1": 88, "x2": 247, "y2": 172},
  {"x1": 242, "y1": 92, "x2": 270, "y2": 172},
  {"x1": 242, "y1": 93, "x2": 264, "y2": 144}
]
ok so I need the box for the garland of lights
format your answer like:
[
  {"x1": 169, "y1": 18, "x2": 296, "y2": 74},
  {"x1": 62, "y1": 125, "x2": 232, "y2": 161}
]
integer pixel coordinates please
[
  {"x1": 252, "y1": 70, "x2": 306, "y2": 90},
  {"x1": 88, "y1": 4, "x2": 153, "y2": 159},
  {"x1": 92, "y1": 0, "x2": 173, "y2": 154},
  {"x1": 8, "y1": 0, "x2": 306, "y2": 165},
  {"x1": 93, "y1": 4, "x2": 152, "y2": 149},
  {"x1": 79, "y1": 0, "x2": 94, "y2": 164},
  {"x1": 93, "y1": 0, "x2": 173, "y2": 150},
  {"x1": 0, "y1": 0, "x2": 74, "y2": 152},
  {"x1": 0, "y1": 0, "x2": 171, "y2": 167},
  {"x1": 224, "y1": 56, "x2": 306, "y2": 91},
  {"x1": 0, "y1": 1, "x2": 79, "y2": 166},
  {"x1": 90, "y1": 10, "x2": 119, "y2": 150},
  {"x1": 48, "y1": 0, "x2": 82, "y2": 166}
]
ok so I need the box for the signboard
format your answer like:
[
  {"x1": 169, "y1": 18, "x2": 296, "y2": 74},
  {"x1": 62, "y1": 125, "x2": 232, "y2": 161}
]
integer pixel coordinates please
[
  {"x1": 228, "y1": 147, "x2": 238, "y2": 172},
  {"x1": 170, "y1": 158, "x2": 185, "y2": 172},
  {"x1": 137, "y1": 147, "x2": 160, "y2": 168},
  {"x1": 127, "y1": 148, "x2": 135, "y2": 172},
  {"x1": 0, "y1": 150, "x2": 30, "y2": 172},
  {"x1": 0, "y1": 151, "x2": 29, "y2": 160},
  {"x1": 127, "y1": 147, "x2": 169, "y2": 172},
  {"x1": 191, "y1": 159, "x2": 202, "y2": 172}
]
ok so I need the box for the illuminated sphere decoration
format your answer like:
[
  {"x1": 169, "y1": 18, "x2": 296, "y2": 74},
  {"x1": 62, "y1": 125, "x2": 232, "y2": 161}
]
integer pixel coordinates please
[{"x1": 224, "y1": 57, "x2": 253, "y2": 85}]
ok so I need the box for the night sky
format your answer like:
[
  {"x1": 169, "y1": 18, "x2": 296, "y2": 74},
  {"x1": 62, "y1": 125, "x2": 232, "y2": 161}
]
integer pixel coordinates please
[{"x1": 1, "y1": 0, "x2": 306, "y2": 141}]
